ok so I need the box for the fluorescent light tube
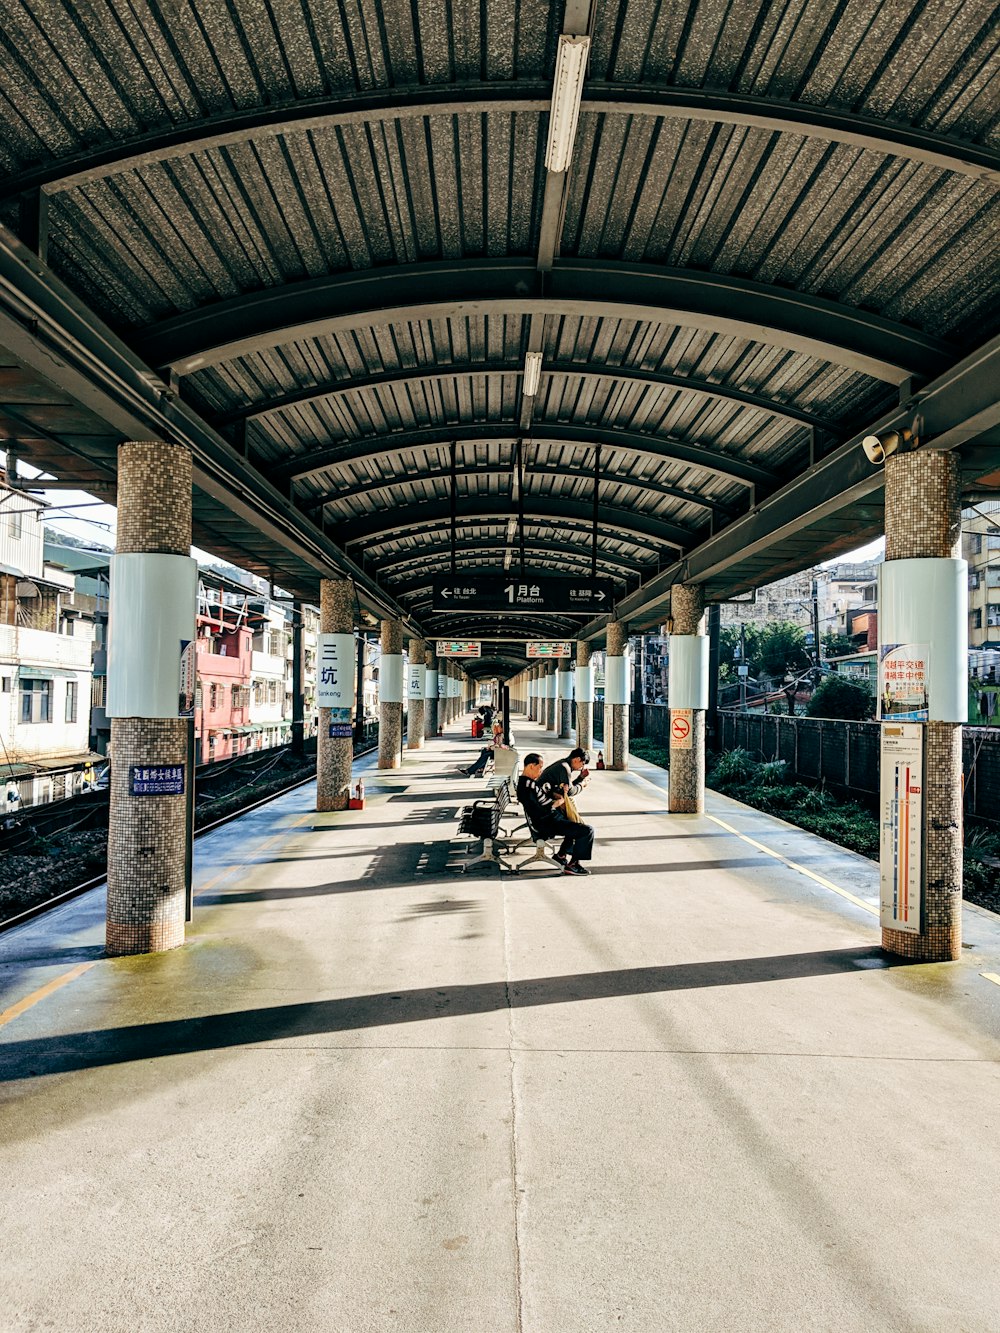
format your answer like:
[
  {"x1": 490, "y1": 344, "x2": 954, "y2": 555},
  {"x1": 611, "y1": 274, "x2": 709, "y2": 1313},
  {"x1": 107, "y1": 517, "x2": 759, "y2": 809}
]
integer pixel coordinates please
[
  {"x1": 523, "y1": 351, "x2": 543, "y2": 396},
  {"x1": 545, "y1": 34, "x2": 590, "y2": 173}
]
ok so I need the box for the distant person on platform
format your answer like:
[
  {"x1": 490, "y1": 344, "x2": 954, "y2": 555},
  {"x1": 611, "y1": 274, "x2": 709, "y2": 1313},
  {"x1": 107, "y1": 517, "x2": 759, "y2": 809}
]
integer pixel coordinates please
[
  {"x1": 457, "y1": 746, "x2": 493, "y2": 778},
  {"x1": 517, "y1": 753, "x2": 594, "y2": 876}
]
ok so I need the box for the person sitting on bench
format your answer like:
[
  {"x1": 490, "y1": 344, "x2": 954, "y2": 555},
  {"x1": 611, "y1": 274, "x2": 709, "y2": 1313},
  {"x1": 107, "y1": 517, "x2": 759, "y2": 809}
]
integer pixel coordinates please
[
  {"x1": 516, "y1": 753, "x2": 595, "y2": 876},
  {"x1": 457, "y1": 745, "x2": 493, "y2": 778},
  {"x1": 539, "y1": 747, "x2": 590, "y2": 797}
]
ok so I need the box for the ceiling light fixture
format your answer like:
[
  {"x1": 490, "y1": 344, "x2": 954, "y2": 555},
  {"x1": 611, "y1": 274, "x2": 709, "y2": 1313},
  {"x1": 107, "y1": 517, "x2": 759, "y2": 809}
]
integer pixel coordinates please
[
  {"x1": 522, "y1": 350, "x2": 543, "y2": 397},
  {"x1": 545, "y1": 34, "x2": 590, "y2": 173}
]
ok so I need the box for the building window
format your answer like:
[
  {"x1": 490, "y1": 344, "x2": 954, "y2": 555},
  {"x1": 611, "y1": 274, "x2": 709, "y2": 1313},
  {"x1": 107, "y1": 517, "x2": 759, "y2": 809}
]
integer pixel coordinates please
[
  {"x1": 20, "y1": 678, "x2": 52, "y2": 723},
  {"x1": 968, "y1": 533, "x2": 983, "y2": 554},
  {"x1": 8, "y1": 508, "x2": 22, "y2": 540},
  {"x1": 1, "y1": 675, "x2": 10, "y2": 693},
  {"x1": 971, "y1": 609, "x2": 983, "y2": 630},
  {"x1": 65, "y1": 680, "x2": 78, "y2": 723},
  {"x1": 209, "y1": 683, "x2": 218, "y2": 710}
]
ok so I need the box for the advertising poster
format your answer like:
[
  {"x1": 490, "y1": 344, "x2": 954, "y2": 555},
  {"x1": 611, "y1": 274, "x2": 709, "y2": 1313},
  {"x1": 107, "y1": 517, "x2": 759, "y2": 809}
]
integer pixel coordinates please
[{"x1": 878, "y1": 643, "x2": 929, "y2": 722}]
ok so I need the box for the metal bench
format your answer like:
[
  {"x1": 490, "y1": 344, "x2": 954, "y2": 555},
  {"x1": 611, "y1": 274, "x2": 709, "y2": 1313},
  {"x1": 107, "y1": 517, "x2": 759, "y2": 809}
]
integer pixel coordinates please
[{"x1": 451, "y1": 780, "x2": 516, "y2": 872}]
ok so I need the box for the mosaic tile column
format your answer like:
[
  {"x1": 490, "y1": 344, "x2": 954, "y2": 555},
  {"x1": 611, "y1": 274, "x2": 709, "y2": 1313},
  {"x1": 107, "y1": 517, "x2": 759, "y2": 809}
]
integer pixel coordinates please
[
  {"x1": 379, "y1": 618, "x2": 403, "y2": 768},
  {"x1": 425, "y1": 649, "x2": 439, "y2": 736},
  {"x1": 316, "y1": 579, "x2": 354, "y2": 812},
  {"x1": 545, "y1": 663, "x2": 557, "y2": 731},
  {"x1": 407, "y1": 637, "x2": 426, "y2": 749},
  {"x1": 882, "y1": 451, "x2": 963, "y2": 962},
  {"x1": 575, "y1": 641, "x2": 593, "y2": 751},
  {"x1": 668, "y1": 585, "x2": 707, "y2": 814},
  {"x1": 606, "y1": 620, "x2": 629, "y2": 771},
  {"x1": 106, "y1": 441, "x2": 193, "y2": 957},
  {"x1": 558, "y1": 660, "x2": 574, "y2": 739}
]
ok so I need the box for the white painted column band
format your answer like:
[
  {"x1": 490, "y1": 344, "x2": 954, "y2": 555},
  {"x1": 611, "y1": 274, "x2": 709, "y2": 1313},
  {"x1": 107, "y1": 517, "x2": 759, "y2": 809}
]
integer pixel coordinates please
[
  {"x1": 380, "y1": 654, "x2": 404, "y2": 703},
  {"x1": 546, "y1": 674, "x2": 557, "y2": 699},
  {"x1": 879, "y1": 558, "x2": 968, "y2": 722},
  {"x1": 605, "y1": 655, "x2": 629, "y2": 706},
  {"x1": 108, "y1": 553, "x2": 197, "y2": 718},
  {"x1": 575, "y1": 664, "x2": 594, "y2": 703},
  {"x1": 557, "y1": 668, "x2": 573, "y2": 700},
  {"x1": 668, "y1": 635, "x2": 710, "y2": 710}
]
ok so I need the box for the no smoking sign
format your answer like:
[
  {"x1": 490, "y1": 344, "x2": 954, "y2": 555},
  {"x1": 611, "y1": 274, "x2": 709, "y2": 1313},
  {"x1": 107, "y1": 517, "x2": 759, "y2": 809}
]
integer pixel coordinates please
[{"x1": 671, "y1": 709, "x2": 693, "y2": 749}]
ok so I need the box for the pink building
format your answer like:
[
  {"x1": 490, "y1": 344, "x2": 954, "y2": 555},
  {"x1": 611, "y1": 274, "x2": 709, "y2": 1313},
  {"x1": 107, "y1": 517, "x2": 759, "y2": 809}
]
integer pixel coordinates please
[{"x1": 194, "y1": 603, "x2": 253, "y2": 764}]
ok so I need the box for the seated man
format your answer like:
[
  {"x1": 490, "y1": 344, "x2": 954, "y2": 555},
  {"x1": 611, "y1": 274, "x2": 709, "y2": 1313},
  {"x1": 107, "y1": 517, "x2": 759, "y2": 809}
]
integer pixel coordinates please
[
  {"x1": 516, "y1": 752, "x2": 594, "y2": 876},
  {"x1": 539, "y1": 747, "x2": 590, "y2": 798},
  {"x1": 457, "y1": 745, "x2": 493, "y2": 778}
]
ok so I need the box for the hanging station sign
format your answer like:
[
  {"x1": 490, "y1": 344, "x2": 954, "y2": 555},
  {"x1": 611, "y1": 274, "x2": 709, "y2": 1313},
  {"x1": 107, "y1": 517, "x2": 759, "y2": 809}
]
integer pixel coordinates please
[
  {"x1": 432, "y1": 575, "x2": 611, "y2": 615},
  {"x1": 437, "y1": 641, "x2": 481, "y2": 657},
  {"x1": 527, "y1": 642, "x2": 572, "y2": 657}
]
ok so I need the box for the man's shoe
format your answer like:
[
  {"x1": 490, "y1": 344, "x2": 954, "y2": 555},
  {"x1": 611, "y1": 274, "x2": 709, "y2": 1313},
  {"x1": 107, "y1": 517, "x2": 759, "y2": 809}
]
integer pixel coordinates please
[
  {"x1": 552, "y1": 851, "x2": 568, "y2": 865},
  {"x1": 563, "y1": 861, "x2": 589, "y2": 876},
  {"x1": 456, "y1": 765, "x2": 470, "y2": 776}
]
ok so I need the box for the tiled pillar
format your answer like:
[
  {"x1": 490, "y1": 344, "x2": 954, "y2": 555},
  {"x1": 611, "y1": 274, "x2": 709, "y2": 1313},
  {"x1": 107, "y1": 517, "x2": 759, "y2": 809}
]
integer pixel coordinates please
[
  {"x1": 575, "y1": 641, "x2": 593, "y2": 751},
  {"x1": 545, "y1": 663, "x2": 557, "y2": 731},
  {"x1": 424, "y1": 649, "x2": 439, "y2": 739},
  {"x1": 379, "y1": 618, "x2": 403, "y2": 768},
  {"x1": 316, "y1": 579, "x2": 354, "y2": 811},
  {"x1": 668, "y1": 585, "x2": 708, "y2": 814},
  {"x1": 558, "y1": 659, "x2": 574, "y2": 739},
  {"x1": 606, "y1": 621, "x2": 629, "y2": 771},
  {"x1": 106, "y1": 441, "x2": 196, "y2": 956},
  {"x1": 527, "y1": 666, "x2": 536, "y2": 721},
  {"x1": 881, "y1": 451, "x2": 964, "y2": 962},
  {"x1": 407, "y1": 637, "x2": 426, "y2": 749}
]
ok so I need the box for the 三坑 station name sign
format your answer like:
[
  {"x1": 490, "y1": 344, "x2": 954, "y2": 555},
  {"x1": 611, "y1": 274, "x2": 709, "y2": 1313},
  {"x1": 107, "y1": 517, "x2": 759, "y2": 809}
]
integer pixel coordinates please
[{"x1": 432, "y1": 575, "x2": 611, "y2": 614}]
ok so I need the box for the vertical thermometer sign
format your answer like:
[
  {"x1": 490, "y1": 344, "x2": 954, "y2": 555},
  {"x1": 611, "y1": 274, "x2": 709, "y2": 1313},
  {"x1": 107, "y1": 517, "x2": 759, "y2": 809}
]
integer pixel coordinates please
[{"x1": 879, "y1": 724, "x2": 923, "y2": 934}]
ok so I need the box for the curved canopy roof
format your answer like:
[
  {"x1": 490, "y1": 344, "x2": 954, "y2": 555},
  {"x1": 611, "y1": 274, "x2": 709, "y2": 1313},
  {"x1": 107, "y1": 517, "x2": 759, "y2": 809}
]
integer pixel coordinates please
[{"x1": 0, "y1": 0, "x2": 998, "y2": 678}]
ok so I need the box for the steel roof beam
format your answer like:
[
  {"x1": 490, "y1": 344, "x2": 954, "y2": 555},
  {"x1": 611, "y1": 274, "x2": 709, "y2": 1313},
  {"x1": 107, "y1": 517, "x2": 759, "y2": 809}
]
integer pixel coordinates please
[
  {"x1": 4, "y1": 85, "x2": 996, "y2": 202},
  {"x1": 134, "y1": 260, "x2": 951, "y2": 384},
  {"x1": 573, "y1": 331, "x2": 1000, "y2": 638},
  {"x1": 281, "y1": 421, "x2": 774, "y2": 491},
  {"x1": 214, "y1": 361, "x2": 833, "y2": 435},
  {"x1": 336, "y1": 496, "x2": 689, "y2": 549},
  {"x1": 357, "y1": 513, "x2": 662, "y2": 558},
  {"x1": 0, "y1": 225, "x2": 418, "y2": 626},
  {"x1": 304, "y1": 460, "x2": 731, "y2": 521},
  {"x1": 373, "y1": 542, "x2": 645, "y2": 578}
]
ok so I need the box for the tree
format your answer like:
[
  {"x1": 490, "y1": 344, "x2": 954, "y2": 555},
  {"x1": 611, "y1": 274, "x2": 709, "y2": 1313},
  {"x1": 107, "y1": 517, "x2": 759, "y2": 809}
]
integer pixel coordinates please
[
  {"x1": 805, "y1": 674, "x2": 875, "y2": 721},
  {"x1": 822, "y1": 630, "x2": 857, "y2": 658},
  {"x1": 756, "y1": 621, "x2": 810, "y2": 677}
]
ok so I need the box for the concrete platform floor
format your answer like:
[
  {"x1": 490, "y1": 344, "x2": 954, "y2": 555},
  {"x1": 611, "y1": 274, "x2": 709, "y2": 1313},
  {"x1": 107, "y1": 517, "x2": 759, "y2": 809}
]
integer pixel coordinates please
[{"x1": 2, "y1": 715, "x2": 1000, "y2": 1333}]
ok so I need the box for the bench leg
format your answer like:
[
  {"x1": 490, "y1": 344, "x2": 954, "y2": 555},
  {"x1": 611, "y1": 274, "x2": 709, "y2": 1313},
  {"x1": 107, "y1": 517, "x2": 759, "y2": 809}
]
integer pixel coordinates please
[{"x1": 511, "y1": 839, "x2": 563, "y2": 873}]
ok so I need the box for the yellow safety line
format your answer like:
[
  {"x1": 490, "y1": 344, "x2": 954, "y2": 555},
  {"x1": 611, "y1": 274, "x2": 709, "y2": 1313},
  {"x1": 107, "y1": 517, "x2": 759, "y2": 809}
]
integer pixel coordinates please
[
  {"x1": 628, "y1": 770, "x2": 879, "y2": 918},
  {"x1": 0, "y1": 961, "x2": 95, "y2": 1031},
  {"x1": 981, "y1": 972, "x2": 1000, "y2": 987},
  {"x1": 0, "y1": 813, "x2": 316, "y2": 1036}
]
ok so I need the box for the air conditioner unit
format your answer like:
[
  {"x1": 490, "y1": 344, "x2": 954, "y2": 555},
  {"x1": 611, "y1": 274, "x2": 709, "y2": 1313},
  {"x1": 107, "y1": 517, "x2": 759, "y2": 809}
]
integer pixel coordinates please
[{"x1": 988, "y1": 617, "x2": 999, "y2": 627}]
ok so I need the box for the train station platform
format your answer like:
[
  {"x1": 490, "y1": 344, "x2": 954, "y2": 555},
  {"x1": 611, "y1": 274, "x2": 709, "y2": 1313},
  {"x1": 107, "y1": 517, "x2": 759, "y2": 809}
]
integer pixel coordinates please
[{"x1": 2, "y1": 716, "x2": 1000, "y2": 1332}]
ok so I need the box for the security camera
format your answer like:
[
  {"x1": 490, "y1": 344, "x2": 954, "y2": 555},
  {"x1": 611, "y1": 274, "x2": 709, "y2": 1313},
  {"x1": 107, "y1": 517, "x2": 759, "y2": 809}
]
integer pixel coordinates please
[{"x1": 861, "y1": 428, "x2": 912, "y2": 465}]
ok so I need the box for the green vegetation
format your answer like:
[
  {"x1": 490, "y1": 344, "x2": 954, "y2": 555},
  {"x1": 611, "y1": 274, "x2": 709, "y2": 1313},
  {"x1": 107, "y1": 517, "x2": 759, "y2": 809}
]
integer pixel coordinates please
[
  {"x1": 805, "y1": 674, "x2": 876, "y2": 721},
  {"x1": 709, "y1": 748, "x2": 879, "y2": 857},
  {"x1": 719, "y1": 621, "x2": 811, "y2": 682},
  {"x1": 629, "y1": 740, "x2": 999, "y2": 911}
]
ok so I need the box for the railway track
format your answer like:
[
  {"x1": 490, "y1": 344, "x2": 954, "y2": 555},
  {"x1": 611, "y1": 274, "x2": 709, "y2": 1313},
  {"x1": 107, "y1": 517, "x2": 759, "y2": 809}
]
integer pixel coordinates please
[{"x1": 0, "y1": 745, "x2": 376, "y2": 934}]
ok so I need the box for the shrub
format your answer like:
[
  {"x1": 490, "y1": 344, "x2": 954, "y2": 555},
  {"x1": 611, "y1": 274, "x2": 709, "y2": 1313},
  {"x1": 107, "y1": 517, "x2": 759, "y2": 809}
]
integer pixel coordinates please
[
  {"x1": 805, "y1": 675, "x2": 876, "y2": 721},
  {"x1": 711, "y1": 747, "x2": 758, "y2": 787}
]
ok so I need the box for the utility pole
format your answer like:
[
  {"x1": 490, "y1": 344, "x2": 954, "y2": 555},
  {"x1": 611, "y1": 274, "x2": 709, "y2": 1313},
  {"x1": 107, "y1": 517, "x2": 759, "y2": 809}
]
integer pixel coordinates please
[
  {"x1": 739, "y1": 623, "x2": 747, "y2": 711},
  {"x1": 811, "y1": 577, "x2": 822, "y2": 675}
]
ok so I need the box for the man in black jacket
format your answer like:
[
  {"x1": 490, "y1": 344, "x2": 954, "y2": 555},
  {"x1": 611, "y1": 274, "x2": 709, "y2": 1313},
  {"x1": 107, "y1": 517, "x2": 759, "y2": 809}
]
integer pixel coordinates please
[{"x1": 516, "y1": 753, "x2": 595, "y2": 876}]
